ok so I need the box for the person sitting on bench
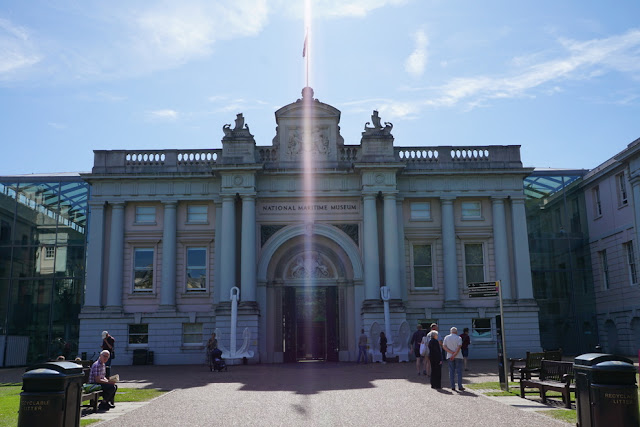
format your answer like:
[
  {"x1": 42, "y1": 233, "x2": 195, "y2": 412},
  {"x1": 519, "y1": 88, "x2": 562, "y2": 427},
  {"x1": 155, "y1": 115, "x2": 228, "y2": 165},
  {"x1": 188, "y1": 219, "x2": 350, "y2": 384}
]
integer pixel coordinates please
[{"x1": 89, "y1": 350, "x2": 117, "y2": 409}]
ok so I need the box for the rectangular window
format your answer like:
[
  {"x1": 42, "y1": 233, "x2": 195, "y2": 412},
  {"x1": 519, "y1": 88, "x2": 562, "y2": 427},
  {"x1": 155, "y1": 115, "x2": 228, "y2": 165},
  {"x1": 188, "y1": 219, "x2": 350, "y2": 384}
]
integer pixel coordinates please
[
  {"x1": 617, "y1": 173, "x2": 628, "y2": 206},
  {"x1": 472, "y1": 318, "x2": 492, "y2": 340},
  {"x1": 465, "y1": 243, "x2": 485, "y2": 283},
  {"x1": 593, "y1": 187, "x2": 602, "y2": 217},
  {"x1": 133, "y1": 248, "x2": 154, "y2": 292},
  {"x1": 410, "y1": 202, "x2": 431, "y2": 220},
  {"x1": 625, "y1": 242, "x2": 637, "y2": 285},
  {"x1": 186, "y1": 247, "x2": 207, "y2": 292},
  {"x1": 187, "y1": 205, "x2": 208, "y2": 223},
  {"x1": 45, "y1": 246, "x2": 55, "y2": 259},
  {"x1": 135, "y1": 206, "x2": 156, "y2": 223},
  {"x1": 183, "y1": 323, "x2": 203, "y2": 345},
  {"x1": 412, "y1": 244, "x2": 433, "y2": 288},
  {"x1": 600, "y1": 250, "x2": 609, "y2": 290},
  {"x1": 128, "y1": 324, "x2": 149, "y2": 345},
  {"x1": 461, "y1": 201, "x2": 482, "y2": 219}
]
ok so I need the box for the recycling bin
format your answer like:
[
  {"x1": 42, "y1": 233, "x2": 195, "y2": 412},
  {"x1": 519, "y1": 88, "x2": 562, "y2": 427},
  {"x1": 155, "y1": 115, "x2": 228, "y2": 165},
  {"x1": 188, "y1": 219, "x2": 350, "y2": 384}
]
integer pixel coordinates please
[
  {"x1": 18, "y1": 361, "x2": 84, "y2": 427},
  {"x1": 574, "y1": 353, "x2": 639, "y2": 427},
  {"x1": 133, "y1": 349, "x2": 148, "y2": 365}
]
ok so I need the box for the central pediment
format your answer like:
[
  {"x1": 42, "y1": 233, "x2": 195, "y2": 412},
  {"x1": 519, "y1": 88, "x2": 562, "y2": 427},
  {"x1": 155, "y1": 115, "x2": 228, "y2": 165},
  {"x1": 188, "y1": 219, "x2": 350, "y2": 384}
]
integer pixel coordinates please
[{"x1": 271, "y1": 87, "x2": 344, "y2": 165}]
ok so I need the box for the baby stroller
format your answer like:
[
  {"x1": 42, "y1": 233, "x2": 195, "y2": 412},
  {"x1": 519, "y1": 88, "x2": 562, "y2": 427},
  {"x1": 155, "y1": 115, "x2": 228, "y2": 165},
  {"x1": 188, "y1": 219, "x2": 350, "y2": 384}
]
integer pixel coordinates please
[{"x1": 209, "y1": 348, "x2": 227, "y2": 372}]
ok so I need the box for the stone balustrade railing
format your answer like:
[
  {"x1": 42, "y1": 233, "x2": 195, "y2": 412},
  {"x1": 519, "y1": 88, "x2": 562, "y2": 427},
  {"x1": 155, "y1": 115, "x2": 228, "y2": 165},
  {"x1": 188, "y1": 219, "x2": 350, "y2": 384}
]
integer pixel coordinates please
[
  {"x1": 93, "y1": 149, "x2": 221, "y2": 174},
  {"x1": 395, "y1": 145, "x2": 521, "y2": 169},
  {"x1": 92, "y1": 145, "x2": 521, "y2": 174}
]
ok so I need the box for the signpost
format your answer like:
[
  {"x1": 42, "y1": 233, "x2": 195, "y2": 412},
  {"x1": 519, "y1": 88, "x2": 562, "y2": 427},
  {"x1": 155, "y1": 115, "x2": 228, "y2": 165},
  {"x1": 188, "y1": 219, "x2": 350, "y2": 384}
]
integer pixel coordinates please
[{"x1": 468, "y1": 281, "x2": 509, "y2": 391}]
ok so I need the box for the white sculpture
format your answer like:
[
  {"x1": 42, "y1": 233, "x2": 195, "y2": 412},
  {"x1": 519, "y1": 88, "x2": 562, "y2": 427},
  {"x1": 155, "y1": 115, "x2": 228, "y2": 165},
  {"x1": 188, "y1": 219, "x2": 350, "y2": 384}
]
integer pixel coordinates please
[
  {"x1": 380, "y1": 286, "x2": 393, "y2": 354},
  {"x1": 368, "y1": 322, "x2": 382, "y2": 363},
  {"x1": 218, "y1": 287, "x2": 254, "y2": 362},
  {"x1": 393, "y1": 320, "x2": 410, "y2": 362}
]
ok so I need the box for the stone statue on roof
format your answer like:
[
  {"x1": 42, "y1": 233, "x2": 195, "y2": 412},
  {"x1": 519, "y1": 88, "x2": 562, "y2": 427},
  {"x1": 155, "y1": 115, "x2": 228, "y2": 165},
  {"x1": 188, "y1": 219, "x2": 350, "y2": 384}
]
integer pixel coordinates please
[
  {"x1": 222, "y1": 113, "x2": 253, "y2": 138},
  {"x1": 363, "y1": 110, "x2": 393, "y2": 136}
]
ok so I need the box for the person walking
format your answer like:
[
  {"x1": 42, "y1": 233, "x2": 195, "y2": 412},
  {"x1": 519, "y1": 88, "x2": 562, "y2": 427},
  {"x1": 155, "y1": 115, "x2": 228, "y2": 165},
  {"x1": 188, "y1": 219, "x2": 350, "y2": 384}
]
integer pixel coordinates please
[
  {"x1": 443, "y1": 327, "x2": 464, "y2": 391},
  {"x1": 460, "y1": 327, "x2": 471, "y2": 371},
  {"x1": 427, "y1": 331, "x2": 442, "y2": 389},
  {"x1": 101, "y1": 331, "x2": 115, "y2": 371},
  {"x1": 357, "y1": 329, "x2": 368, "y2": 364},
  {"x1": 409, "y1": 324, "x2": 426, "y2": 375},
  {"x1": 379, "y1": 331, "x2": 387, "y2": 364}
]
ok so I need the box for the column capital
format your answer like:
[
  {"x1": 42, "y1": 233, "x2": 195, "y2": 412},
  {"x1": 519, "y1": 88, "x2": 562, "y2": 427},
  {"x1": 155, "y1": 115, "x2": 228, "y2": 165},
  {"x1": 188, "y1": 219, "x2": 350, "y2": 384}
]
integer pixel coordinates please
[
  {"x1": 510, "y1": 196, "x2": 527, "y2": 205},
  {"x1": 162, "y1": 201, "x2": 178, "y2": 208},
  {"x1": 491, "y1": 196, "x2": 506, "y2": 204},
  {"x1": 109, "y1": 202, "x2": 125, "y2": 209},
  {"x1": 222, "y1": 195, "x2": 236, "y2": 202},
  {"x1": 382, "y1": 191, "x2": 398, "y2": 199},
  {"x1": 88, "y1": 201, "x2": 106, "y2": 209},
  {"x1": 241, "y1": 194, "x2": 256, "y2": 201},
  {"x1": 362, "y1": 193, "x2": 378, "y2": 200},
  {"x1": 440, "y1": 196, "x2": 456, "y2": 204}
]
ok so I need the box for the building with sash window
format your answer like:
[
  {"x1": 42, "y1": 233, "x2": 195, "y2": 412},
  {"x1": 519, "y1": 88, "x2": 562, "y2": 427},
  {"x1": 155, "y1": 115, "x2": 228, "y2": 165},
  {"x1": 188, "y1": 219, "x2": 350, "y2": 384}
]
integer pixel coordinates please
[{"x1": 77, "y1": 88, "x2": 541, "y2": 364}]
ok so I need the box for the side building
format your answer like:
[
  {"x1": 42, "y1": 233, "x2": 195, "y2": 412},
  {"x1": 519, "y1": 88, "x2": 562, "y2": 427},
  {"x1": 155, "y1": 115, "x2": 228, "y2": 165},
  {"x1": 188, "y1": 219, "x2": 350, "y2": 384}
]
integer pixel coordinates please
[
  {"x1": 78, "y1": 89, "x2": 541, "y2": 364},
  {"x1": 582, "y1": 138, "x2": 640, "y2": 356},
  {"x1": 0, "y1": 174, "x2": 88, "y2": 366}
]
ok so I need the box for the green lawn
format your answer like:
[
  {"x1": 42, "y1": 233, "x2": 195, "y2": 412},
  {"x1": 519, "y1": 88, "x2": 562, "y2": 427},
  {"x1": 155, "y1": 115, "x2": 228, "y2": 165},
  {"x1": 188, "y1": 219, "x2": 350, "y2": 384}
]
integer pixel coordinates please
[{"x1": 0, "y1": 383, "x2": 166, "y2": 427}]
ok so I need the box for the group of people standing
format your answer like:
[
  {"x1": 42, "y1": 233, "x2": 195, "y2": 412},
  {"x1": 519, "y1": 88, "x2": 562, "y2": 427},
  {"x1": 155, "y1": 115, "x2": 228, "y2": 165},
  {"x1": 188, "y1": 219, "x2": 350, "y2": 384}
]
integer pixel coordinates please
[{"x1": 410, "y1": 324, "x2": 471, "y2": 391}]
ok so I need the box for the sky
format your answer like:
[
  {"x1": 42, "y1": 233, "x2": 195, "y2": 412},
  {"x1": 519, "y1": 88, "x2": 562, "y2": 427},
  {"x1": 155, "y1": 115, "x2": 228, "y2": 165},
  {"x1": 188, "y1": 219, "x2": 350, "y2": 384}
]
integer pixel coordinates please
[{"x1": 1, "y1": 0, "x2": 639, "y2": 175}]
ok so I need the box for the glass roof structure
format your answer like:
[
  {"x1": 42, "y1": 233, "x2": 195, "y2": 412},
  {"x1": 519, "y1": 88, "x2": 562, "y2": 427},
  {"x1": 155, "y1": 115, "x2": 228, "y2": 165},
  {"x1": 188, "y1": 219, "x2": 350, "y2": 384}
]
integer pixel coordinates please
[{"x1": 524, "y1": 169, "x2": 588, "y2": 200}]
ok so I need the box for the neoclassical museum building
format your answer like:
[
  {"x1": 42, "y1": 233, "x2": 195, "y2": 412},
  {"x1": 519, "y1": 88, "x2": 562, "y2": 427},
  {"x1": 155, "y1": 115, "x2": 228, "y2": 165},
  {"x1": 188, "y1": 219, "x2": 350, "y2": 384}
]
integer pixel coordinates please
[{"x1": 78, "y1": 88, "x2": 541, "y2": 364}]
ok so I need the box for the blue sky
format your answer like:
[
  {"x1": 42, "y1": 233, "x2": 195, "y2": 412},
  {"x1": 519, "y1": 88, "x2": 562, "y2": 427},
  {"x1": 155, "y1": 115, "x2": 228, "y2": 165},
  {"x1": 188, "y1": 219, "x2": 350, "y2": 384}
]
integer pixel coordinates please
[{"x1": 1, "y1": 0, "x2": 639, "y2": 175}]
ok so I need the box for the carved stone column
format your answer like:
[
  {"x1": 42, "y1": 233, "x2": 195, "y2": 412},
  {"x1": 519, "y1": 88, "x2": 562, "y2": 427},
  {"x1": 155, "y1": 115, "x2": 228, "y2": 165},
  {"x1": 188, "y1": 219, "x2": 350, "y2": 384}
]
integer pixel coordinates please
[
  {"x1": 363, "y1": 194, "x2": 380, "y2": 300},
  {"x1": 241, "y1": 195, "x2": 256, "y2": 302},
  {"x1": 106, "y1": 203, "x2": 125, "y2": 309},
  {"x1": 441, "y1": 197, "x2": 459, "y2": 301},
  {"x1": 160, "y1": 201, "x2": 177, "y2": 308},
  {"x1": 511, "y1": 197, "x2": 534, "y2": 300},
  {"x1": 85, "y1": 202, "x2": 105, "y2": 307},
  {"x1": 492, "y1": 197, "x2": 511, "y2": 299},
  {"x1": 213, "y1": 201, "x2": 223, "y2": 305},
  {"x1": 219, "y1": 196, "x2": 236, "y2": 300},
  {"x1": 383, "y1": 192, "x2": 400, "y2": 300}
]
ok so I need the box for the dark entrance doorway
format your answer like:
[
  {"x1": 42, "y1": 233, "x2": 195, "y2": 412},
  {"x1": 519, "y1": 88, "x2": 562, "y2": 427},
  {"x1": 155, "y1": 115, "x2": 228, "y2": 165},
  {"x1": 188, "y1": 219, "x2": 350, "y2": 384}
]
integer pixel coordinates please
[{"x1": 283, "y1": 286, "x2": 339, "y2": 362}]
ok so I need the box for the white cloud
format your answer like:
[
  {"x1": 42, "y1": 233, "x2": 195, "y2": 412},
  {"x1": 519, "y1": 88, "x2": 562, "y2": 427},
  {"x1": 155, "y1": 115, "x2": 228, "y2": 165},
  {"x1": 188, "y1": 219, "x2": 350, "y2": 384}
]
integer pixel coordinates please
[
  {"x1": 405, "y1": 29, "x2": 428, "y2": 77},
  {"x1": 428, "y1": 29, "x2": 640, "y2": 108},
  {"x1": 282, "y1": 0, "x2": 408, "y2": 19},
  {"x1": 127, "y1": 0, "x2": 270, "y2": 70},
  {"x1": 0, "y1": 18, "x2": 41, "y2": 78},
  {"x1": 147, "y1": 109, "x2": 179, "y2": 121},
  {"x1": 48, "y1": 122, "x2": 67, "y2": 130}
]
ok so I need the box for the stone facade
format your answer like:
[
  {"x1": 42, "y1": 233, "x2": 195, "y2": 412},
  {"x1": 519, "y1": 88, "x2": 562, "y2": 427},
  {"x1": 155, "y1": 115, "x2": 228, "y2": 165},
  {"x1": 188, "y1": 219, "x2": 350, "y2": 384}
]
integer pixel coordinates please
[{"x1": 78, "y1": 88, "x2": 541, "y2": 364}]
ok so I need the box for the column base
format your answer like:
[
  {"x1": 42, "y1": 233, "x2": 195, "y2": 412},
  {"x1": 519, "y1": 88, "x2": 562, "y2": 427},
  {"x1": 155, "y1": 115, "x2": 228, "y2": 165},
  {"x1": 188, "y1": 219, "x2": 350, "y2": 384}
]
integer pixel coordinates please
[{"x1": 158, "y1": 305, "x2": 177, "y2": 313}]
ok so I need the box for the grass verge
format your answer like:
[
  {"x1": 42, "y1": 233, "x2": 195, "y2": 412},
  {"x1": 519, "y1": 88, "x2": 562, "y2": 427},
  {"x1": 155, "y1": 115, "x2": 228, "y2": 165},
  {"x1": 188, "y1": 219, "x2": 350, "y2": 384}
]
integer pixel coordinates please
[
  {"x1": 465, "y1": 381, "x2": 519, "y2": 390},
  {"x1": 0, "y1": 383, "x2": 166, "y2": 427},
  {"x1": 538, "y1": 409, "x2": 576, "y2": 424}
]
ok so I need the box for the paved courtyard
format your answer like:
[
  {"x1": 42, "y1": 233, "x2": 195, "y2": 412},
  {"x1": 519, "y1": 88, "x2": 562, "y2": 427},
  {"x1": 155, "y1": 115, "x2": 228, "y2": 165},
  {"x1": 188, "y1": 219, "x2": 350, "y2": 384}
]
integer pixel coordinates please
[{"x1": 67, "y1": 359, "x2": 569, "y2": 426}]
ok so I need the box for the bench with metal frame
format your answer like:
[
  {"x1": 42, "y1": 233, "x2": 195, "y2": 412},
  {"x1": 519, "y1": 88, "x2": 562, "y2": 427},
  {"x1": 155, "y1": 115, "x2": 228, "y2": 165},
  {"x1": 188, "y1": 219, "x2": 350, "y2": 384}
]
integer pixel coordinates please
[
  {"x1": 519, "y1": 360, "x2": 575, "y2": 408},
  {"x1": 509, "y1": 349, "x2": 562, "y2": 381}
]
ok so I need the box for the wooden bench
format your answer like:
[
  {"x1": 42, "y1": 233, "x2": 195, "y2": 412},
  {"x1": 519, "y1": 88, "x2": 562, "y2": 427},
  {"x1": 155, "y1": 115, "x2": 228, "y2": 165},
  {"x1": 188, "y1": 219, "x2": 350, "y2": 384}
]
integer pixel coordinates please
[
  {"x1": 81, "y1": 366, "x2": 103, "y2": 412},
  {"x1": 520, "y1": 360, "x2": 575, "y2": 408},
  {"x1": 509, "y1": 349, "x2": 562, "y2": 381}
]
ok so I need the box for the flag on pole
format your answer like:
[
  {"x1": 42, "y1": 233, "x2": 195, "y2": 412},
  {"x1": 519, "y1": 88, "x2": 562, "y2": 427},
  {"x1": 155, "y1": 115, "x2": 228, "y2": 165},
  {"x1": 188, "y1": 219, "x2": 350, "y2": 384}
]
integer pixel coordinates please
[{"x1": 302, "y1": 32, "x2": 308, "y2": 57}]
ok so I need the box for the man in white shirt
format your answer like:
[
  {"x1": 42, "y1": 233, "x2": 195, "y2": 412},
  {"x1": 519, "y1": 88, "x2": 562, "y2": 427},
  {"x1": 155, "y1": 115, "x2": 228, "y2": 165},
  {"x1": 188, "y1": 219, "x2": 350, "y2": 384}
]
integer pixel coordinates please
[{"x1": 442, "y1": 327, "x2": 464, "y2": 391}]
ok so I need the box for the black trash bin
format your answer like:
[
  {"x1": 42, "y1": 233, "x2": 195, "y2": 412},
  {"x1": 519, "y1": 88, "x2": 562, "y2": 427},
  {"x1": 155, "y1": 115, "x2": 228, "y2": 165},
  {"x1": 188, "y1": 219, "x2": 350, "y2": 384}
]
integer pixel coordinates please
[
  {"x1": 133, "y1": 349, "x2": 148, "y2": 365},
  {"x1": 574, "y1": 353, "x2": 639, "y2": 427},
  {"x1": 18, "y1": 361, "x2": 84, "y2": 427}
]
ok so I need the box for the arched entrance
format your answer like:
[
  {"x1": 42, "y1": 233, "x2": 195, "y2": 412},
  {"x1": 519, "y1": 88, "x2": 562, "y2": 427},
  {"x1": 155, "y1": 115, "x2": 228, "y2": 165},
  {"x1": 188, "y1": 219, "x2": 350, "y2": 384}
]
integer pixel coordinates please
[{"x1": 259, "y1": 224, "x2": 362, "y2": 362}]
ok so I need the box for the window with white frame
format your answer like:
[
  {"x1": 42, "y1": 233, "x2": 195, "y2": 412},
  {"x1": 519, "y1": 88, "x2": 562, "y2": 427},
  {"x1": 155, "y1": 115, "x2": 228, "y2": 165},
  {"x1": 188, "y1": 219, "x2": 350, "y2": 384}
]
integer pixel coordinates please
[
  {"x1": 461, "y1": 201, "x2": 482, "y2": 219},
  {"x1": 410, "y1": 202, "x2": 431, "y2": 220},
  {"x1": 593, "y1": 187, "x2": 602, "y2": 217},
  {"x1": 133, "y1": 248, "x2": 154, "y2": 292},
  {"x1": 617, "y1": 173, "x2": 628, "y2": 206},
  {"x1": 472, "y1": 318, "x2": 492, "y2": 340},
  {"x1": 186, "y1": 247, "x2": 207, "y2": 292},
  {"x1": 625, "y1": 242, "x2": 638, "y2": 285},
  {"x1": 45, "y1": 246, "x2": 55, "y2": 259},
  {"x1": 412, "y1": 244, "x2": 433, "y2": 288},
  {"x1": 183, "y1": 323, "x2": 203, "y2": 345},
  {"x1": 135, "y1": 206, "x2": 156, "y2": 223},
  {"x1": 464, "y1": 243, "x2": 485, "y2": 283},
  {"x1": 600, "y1": 249, "x2": 609, "y2": 290},
  {"x1": 187, "y1": 205, "x2": 208, "y2": 223},
  {"x1": 128, "y1": 324, "x2": 149, "y2": 345}
]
